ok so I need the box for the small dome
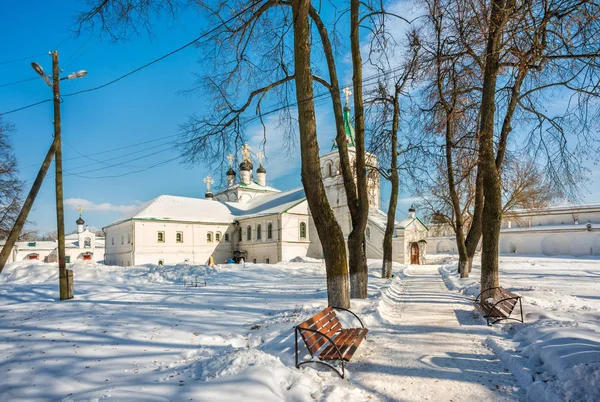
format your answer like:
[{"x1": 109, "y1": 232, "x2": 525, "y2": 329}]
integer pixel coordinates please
[
  {"x1": 257, "y1": 165, "x2": 266, "y2": 174},
  {"x1": 76, "y1": 216, "x2": 85, "y2": 225},
  {"x1": 240, "y1": 160, "x2": 253, "y2": 171},
  {"x1": 408, "y1": 205, "x2": 416, "y2": 213},
  {"x1": 205, "y1": 191, "x2": 214, "y2": 199},
  {"x1": 227, "y1": 167, "x2": 236, "y2": 176}
]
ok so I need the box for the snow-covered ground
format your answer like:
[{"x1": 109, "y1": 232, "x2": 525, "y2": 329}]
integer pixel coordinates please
[
  {"x1": 0, "y1": 256, "x2": 597, "y2": 401},
  {"x1": 439, "y1": 255, "x2": 600, "y2": 402}
]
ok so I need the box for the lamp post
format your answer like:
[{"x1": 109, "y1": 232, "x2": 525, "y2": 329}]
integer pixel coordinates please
[{"x1": 32, "y1": 51, "x2": 87, "y2": 300}]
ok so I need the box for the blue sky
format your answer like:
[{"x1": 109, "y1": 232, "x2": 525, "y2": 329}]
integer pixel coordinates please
[
  {"x1": 1, "y1": 1, "x2": 597, "y2": 236},
  {"x1": 0, "y1": 0, "x2": 418, "y2": 235}
]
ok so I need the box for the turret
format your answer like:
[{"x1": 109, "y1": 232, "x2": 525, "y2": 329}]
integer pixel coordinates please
[
  {"x1": 256, "y1": 164, "x2": 266, "y2": 186},
  {"x1": 226, "y1": 167, "x2": 236, "y2": 187},
  {"x1": 408, "y1": 205, "x2": 416, "y2": 219},
  {"x1": 240, "y1": 159, "x2": 253, "y2": 185},
  {"x1": 76, "y1": 216, "x2": 85, "y2": 233}
]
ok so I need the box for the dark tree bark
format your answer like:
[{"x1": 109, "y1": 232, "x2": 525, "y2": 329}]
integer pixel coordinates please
[
  {"x1": 293, "y1": 0, "x2": 350, "y2": 308},
  {"x1": 478, "y1": 0, "x2": 512, "y2": 293},
  {"x1": 348, "y1": 0, "x2": 369, "y2": 298},
  {"x1": 381, "y1": 89, "x2": 399, "y2": 279}
]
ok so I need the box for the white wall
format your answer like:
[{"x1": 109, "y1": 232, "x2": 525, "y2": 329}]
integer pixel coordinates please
[{"x1": 105, "y1": 220, "x2": 234, "y2": 266}]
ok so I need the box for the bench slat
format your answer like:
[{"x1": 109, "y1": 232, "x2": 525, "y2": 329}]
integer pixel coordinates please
[
  {"x1": 304, "y1": 318, "x2": 342, "y2": 353},
  {"x1": 319, "y1": 328, "x2": 368, "y2": 361}
]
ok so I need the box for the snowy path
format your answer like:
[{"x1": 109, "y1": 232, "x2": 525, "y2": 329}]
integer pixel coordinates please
[{"x1": 353, "y1": 265, "x2": 522, "y2": 401}]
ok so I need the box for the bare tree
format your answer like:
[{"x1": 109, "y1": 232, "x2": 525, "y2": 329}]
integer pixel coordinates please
[
  {"x1": 0, "y1": 119, "x2": 27, "y2": 241},
  {"x1": 366, "y1": 33, "x2": 421, "y2": 279},
  {"x1": 76, "y1": 0, "x2": 352, "y2": 307}
]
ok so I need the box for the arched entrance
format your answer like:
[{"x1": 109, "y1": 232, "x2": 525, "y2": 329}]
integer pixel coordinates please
[{"x1": 410, "y1": 242, "x2": 420, "y2": 265}]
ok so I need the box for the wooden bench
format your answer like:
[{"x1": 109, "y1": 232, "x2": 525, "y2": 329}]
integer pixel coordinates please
[
  {"x1": 294, "y1": 306, "x2": 368, "y2": 378},
  {"x1": 474, "y1": 287, "x2": 523, "y2": 326}
]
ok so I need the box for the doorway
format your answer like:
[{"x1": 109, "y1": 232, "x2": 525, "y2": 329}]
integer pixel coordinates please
[{"x1": 410, "y1": 242, "x2": 420, "y2": 265}]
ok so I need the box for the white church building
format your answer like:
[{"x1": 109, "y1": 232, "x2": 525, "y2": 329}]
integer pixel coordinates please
[
  {"x1": 103, "y1": 103, "x2": 428, "y2": 266},
  {"x1": 1, "y1": 214, "x2": 105, "y2": 263}
]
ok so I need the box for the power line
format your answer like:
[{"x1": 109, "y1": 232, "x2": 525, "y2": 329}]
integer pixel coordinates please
[
  {"x1": 0, "y1": 77, "x2": 37, "y2": 89},
  {"x1": 0, "y1": 53, "x2": 47, "y2": 67},
  {"x1": 20, "y1": 133, "x2": 181, "y2": 170},
  {"x1": 0, "y1": 99, "x2": 52, "y2": 116},
  {"x1": 63, "y1": 156, "x2": 181, "y2": 179},
  {"x1": 0, "y1": 35, "x2": 70, "y2": 66},
  {"x1": 0, "y1": 4, "x2": 258, "y2": 115}
]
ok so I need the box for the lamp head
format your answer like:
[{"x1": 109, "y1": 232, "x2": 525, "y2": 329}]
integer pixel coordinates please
[
  {"x1": 65, "y1": 70, "x2": 88, "y2": 80},
  {"x1": 31, "y1": 62, "x2": 52, "y2": 87}
]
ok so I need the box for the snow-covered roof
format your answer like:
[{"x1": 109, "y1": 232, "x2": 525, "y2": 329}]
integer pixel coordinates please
[
  {"x1": 508, "y1": 203, "x2": 600, "y2": 215},
  {"x1": 105, "y1": 195, "x2": 235, "y2": 228},
  {"x1": 396, "y1": 216, "x2": 429, "y2": 231},
  {"x1": 214, "y1": 181, "x2": 280, "y2": 196},
  {"x1": 12, "y1": 241, "x2": 57, "y2": 250},
  {"x1": 367, "y1": 208, "x2": 399, "y2": 231},
  {"x1": 227, "y1": 187, "x2": 306, "y2": 219},
  {"x1": 501, "y1": 223, "x2": 594, "y2": 233}
]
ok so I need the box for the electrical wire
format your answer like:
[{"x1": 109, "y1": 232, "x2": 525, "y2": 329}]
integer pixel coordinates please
[
  {"x1": 0, "y1": 77, "x2": 38, "y2": 89},
  {"x1": 0, "y1": 99, "x2": 52, "y2": 116}
]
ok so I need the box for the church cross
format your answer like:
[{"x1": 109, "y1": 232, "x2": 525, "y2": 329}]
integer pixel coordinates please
[
  {"x1": 343, "y1": 87, "x2": 352, "y2": 105},
  {"x1": 226, "y1": 153, "x2": 234, "y2": 168},
  {"x1": 256, "y1": 151, "x2": 264, "y2": 165},
  {"x1": 241, "y1": 143, "x2": 251, "y2": 161},
  {"x1": 76, "y1": 205, "x2": 85, "y2": 217},
  {"x1": 203, "y1": 174, "x2": 214, "y2": 192}
]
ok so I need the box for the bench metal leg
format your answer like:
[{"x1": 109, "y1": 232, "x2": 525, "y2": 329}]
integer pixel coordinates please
[{"x1": 297, "y1": 360, "x2": 345, "y2": 379}]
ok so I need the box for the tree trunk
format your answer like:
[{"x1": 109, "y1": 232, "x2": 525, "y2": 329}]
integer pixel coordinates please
[
  {"x1": 478, "y1": 0, "x2": 511, "y2": 295},
  {"x1": 293, "y1": 0, "x2": 349, "y2": 308},
  {"x1": 465, "y1": 164, "x2": 484, "y2": 274},
  {"x1": 349, "y1": 0, "x2": 369, "y2": 299},
  {"x1": 382, "y1": 87, "x2": 402, "y2": 279}
]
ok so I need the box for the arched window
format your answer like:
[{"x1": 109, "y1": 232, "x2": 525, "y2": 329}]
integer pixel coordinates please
[
  {"x1": 207, "y1": 232, "x2": 213, "y2": 243},
  {"x1": 158, "y1": 260, "x2": 164, "y2": 266},
  {"x1": 300, "y1": 222, "x2": 307, "y2": 239},
  {"x1": 238, "y1": 229, "x2": 242, "y2": 242},
  {"x1": 252, "y1": 258, "x2": 257, "y2": 263},
  {"x1": 256, "y1": 224, "x2": 262, "y2": 240},
  {"x1": 324, "y1": 161, "x2": 333, "y2": 177},
  {"x1": 111, "y1": 237, "x2": 114, "y2": 246},
  {"x1": 266, "y1": 258, "x2": 270, "y2": 264},
  {"x1": 157, "y1": 232, "x2": 164, "y2": 242},
  {"x1": 225, "y1": 233, "x2": 229, "y2": 241},
  {"x1": 267, "y1": 223, "x2": 273, "y2": 239},
  {"x1": 121, "y1": 235, "x2": 124, "y2": 245},
  {"x1": 84, "y1": 237, "x2": 92, "y2": 248},
  {"x1": 215, "y1": 232, "x2": 221, "y2": 242},
  {"x1": 366, "y1": 227, "x2": 371, "y2": 239},
  {"x1": 247, "y1": 226, "x2": 252, "y2": 241},
  {"x1": 176, "y1": 232, "x2": 183, "y2": 243},
  {"x1": 127, "y1": 233, "x2": 131, "y2": 244}
]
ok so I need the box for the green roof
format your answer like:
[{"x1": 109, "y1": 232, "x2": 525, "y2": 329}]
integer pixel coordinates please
[{"x1": 332, "y1": 105, "x2": 356, "y2": 150}]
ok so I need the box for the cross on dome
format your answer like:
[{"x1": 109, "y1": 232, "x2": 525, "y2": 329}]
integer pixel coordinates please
[
  {"x1": 241, "y1": 144, "x2": 252, "y2": 161},
  {"x1": 76, "y1": 205, "x2": 85, "y2": 217},
  {"x1": 343, "y1": 87, "x2": 352, "y2": 106},
  {"x1": 256, "y1": 151, "x2": 264, "y2": 165},
  {"x1": 226, "y1": 153, "x2": 234, "y2": 168},
  {"x1": 203, "y1": 174, "x2": 215, "y2": 192}
]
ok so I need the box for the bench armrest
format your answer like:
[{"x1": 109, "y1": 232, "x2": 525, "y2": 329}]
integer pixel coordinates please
[
  {"x1": 331, "y1": 306, "x2": 366, "y2": 328},
  {"x1": 475, "y1": 287, "x2": 502, "y2": 303},
  {"x1": 296, "y1": 326, "x2": 344, "y2": 360}
]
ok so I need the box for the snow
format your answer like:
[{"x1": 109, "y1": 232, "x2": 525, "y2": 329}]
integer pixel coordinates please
[
  {"x1": 109, "y1": 194, "x2": 235, "y2": 227},
  {"x1": 439, "y1": 255, "x2": 600, "y2": 402},
  {"x1": 227, "y1": 187, "x2": 306, "y2": 218},
  {"x1": 1, "y1": 255, "x2": 598, "y2": 401}
]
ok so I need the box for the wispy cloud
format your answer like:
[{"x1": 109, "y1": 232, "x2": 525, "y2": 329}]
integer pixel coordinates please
[{"x1": 65, "y1": 198, "x2": 140, "y2": 214}]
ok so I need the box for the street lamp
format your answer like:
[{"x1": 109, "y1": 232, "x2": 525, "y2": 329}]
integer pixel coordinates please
[{"x1": 32, "y1": 51, "x2": 87, "y2": 301}]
